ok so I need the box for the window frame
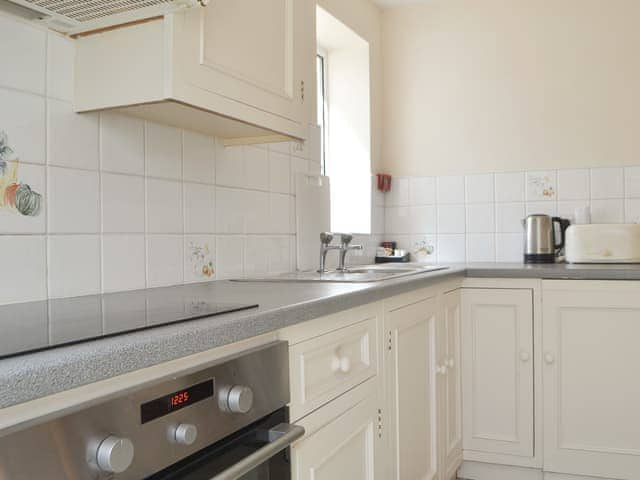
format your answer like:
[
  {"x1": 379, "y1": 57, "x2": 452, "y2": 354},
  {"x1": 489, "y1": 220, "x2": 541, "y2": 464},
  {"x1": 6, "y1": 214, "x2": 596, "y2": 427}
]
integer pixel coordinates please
[{"x1": 316, "y1": 48, "x2": 329, "y2": 176}]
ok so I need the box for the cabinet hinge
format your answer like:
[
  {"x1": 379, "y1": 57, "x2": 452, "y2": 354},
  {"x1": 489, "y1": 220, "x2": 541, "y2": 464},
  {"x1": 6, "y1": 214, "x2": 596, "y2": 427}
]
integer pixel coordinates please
[
  {"x1": 377, "y1": 408, "x2": 383, "y2": 438},
  {"x1": 387, "y1": 331, "x2": 392, "y2": 351},
  {"x1": 300, "y1": 80, "x2": 305, "y2": 102}
]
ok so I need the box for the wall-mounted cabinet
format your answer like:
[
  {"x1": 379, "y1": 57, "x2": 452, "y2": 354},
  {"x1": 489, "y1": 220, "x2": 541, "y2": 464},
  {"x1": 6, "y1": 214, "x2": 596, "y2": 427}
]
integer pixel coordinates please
[{"x1": 75, "y1": 0, "x2": 316, "y2": 144}]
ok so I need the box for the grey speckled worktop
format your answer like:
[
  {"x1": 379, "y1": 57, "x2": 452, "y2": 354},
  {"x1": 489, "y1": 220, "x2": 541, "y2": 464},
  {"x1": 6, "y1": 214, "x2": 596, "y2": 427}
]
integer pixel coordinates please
[
  {"x1": 466, "y1": 262, "x2": 640, "y2": 280},
  {"x1": 2, "y1": 262, "x2": 640, "y2": 409}
]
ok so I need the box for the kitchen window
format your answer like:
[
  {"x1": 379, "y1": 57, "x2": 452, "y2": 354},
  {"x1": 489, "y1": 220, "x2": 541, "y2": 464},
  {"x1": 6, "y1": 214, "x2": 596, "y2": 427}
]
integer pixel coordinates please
[{"x1": 317, "y1": 6, "x2": 372, "y2": 234}]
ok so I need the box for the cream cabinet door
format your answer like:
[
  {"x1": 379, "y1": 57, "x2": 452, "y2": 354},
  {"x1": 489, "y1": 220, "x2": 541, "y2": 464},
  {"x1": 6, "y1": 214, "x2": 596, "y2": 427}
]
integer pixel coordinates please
[
  {"x1": 543, "y1": 281, "x2": 640, "y2": 480},
  {"x1": 438, "y1": 290, "x2": 463, "y2": 480},
  {"x1": 177, "y1": 0, "x2": 313, "y2": 125},
  {"x1": 461, "y1": 289, "x2": 534, "y2": 458},
  {"x1": 385, "y1": 296, "x2": 439, "y2": 480},
  {"x1": 291, "y1": 394, "x2": 381, "y2": 480}
]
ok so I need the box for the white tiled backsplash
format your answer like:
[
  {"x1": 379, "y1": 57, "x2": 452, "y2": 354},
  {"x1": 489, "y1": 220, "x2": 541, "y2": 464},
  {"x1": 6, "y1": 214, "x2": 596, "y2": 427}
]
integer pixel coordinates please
[
  {"x1": 0, "y1": 14, "x2": 321, "y2": 305},
  {"x1": 384, "y1": 168, "x2": 640, "y2": 263},
  {"x1": 3, "y1": 13, "x2": 638, "y2": 306}
]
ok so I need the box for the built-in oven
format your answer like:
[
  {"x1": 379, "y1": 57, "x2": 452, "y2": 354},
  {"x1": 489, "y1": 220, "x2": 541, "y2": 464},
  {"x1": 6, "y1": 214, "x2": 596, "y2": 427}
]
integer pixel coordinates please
[
  {"x1": 0, "y1": 342, "x2": 303, "y2": 480},
  {"x1": 149, "y1": 408, "x2": 300, "y2": 480}
]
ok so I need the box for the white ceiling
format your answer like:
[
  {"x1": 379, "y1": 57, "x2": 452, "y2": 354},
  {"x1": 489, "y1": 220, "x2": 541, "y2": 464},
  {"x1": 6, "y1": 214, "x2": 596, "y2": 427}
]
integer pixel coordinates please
[{"x1": 372, "y1": 0, "x2": 435, "y2": 9}]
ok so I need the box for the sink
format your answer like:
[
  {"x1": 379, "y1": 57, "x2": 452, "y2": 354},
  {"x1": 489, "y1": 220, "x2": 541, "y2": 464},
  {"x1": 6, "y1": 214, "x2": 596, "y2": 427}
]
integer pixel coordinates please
[
  {"x1": 347, "y1": 266, "x2": 420, "y2": 275},
  {"x1": 233, "y1": 265, "x2": 448, "y2": 283}
]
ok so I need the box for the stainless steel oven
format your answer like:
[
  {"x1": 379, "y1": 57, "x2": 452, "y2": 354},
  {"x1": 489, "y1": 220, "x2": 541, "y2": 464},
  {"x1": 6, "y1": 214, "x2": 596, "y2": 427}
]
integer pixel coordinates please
[
  {"x1": 148, "y1": 408, "x2": 299, "y2": 480},
  {"x1": 0, "y1": 342, "x2": 303, "y2": 480}
]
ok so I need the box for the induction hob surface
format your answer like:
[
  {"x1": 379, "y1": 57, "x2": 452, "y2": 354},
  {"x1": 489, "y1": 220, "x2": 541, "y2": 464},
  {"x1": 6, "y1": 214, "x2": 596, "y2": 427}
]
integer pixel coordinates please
[{"x1": 0, "y1": 286, "x2": 258, "y2": 359}]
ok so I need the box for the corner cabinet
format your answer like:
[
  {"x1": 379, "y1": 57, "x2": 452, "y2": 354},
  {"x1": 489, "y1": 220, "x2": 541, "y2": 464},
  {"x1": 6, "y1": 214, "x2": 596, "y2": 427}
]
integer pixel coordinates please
[
  {"x1": 75, "y1": 0, "x2": 316, "y2": 143},
  {"x1": 461, "y1": 288, "x2": 535, "y2": 460},
  {"x1": 543, "y1": 281, "x2": 640, "y2": 480}
]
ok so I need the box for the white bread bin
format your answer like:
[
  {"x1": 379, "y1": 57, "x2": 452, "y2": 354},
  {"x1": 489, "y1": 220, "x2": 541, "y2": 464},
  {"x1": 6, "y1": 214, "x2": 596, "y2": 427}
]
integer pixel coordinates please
[{"x1": 565, "y1": 224, "x2": 640, "y2": 263}]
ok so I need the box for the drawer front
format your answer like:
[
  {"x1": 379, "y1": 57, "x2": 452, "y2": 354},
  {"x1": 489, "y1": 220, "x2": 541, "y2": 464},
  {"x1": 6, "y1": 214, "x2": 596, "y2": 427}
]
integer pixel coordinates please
[
  {"x1": 291, "y1": 389, "x2": 380, "y2": 480},
  {"x1": 289, "y1": 318, "x2": 378, "y2": 420}
]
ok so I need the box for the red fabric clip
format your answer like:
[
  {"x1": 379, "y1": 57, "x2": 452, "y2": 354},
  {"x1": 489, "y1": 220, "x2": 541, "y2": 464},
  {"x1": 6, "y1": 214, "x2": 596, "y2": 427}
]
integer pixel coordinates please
[{"x1": 376, "y1": 173, "x2": 392, "y2": 192}]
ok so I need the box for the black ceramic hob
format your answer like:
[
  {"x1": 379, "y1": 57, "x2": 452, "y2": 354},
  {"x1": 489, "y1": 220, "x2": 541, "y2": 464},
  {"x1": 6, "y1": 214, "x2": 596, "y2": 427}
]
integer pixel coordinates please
[{"x1": 0, "y1": 285, "x2": 258, "y2": 359}]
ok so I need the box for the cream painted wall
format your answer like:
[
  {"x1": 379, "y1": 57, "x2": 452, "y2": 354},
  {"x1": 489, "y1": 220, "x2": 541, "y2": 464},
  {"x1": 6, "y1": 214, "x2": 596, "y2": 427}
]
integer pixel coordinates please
[
  {"x1": 382, "y1": 0, "x2": 640, "y2": 177},
  {"x1": 317, "y1": 0, "x2": 383, "y2": 172}
]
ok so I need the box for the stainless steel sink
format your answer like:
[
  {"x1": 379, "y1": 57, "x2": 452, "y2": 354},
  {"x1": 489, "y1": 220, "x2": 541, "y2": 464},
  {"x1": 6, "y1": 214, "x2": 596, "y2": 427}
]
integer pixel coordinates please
[
  {"x1": 347, "y1": 266, "x2": 419, "y2": 275},
  {"x1": 233, "y1": 264, "x2": 449, "y2": 283}
]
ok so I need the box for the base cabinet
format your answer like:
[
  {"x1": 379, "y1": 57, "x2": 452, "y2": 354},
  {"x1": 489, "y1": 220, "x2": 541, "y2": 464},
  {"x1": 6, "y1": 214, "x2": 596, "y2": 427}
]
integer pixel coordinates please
[
  {"x1": 438, "y1": 290, "x2": 463, "y2": 479},
  {"x1": 461, "y1": 288, "x2": 534, "y2": 459},
  {"x1": 461, "y1": 280, "x2": 640, "y2": 480},
  {"x1": 289, "y1": 279, "x2": 640, "y2": 480},
  {"x1": 543, "y1": 282, "x2": 640, "y2": 480},
  {"x1": 385, "y1": 293, "x2": 439, "y2": 480},
  {"x1": 287, "y1": 284, "x2": 465, "y2": 480},
  {"x1": 291, "y1": 392, "x2": 382, "y2": 480}
]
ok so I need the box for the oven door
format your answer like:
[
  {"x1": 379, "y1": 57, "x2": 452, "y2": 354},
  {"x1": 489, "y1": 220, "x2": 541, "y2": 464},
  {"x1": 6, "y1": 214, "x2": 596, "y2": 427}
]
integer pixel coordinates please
[{"x1": 147, "y1": 409, "x2": 304, "y2": 480}]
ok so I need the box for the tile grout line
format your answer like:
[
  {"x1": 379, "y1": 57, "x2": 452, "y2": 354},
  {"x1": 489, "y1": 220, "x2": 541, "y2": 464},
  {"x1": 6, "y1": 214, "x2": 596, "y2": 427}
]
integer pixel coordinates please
[
  {"x1": 143, "y1": 121, "x2": 149, "y2": 290},
  {"x1": 97, "y1": 113, "x2": 103, "y2": 297},
  {"x1": 97, "y1": 112, "x2": 107, "y2": 327},
  {"x1": 44, "y1": 30, "x2": 52, "y2": 341},
  {"x1": 182, "y1": 130, "x2": 187, "y2": 284},
  {"x1": 180, "y1": 129, "x2": 186, "y2": 285}
]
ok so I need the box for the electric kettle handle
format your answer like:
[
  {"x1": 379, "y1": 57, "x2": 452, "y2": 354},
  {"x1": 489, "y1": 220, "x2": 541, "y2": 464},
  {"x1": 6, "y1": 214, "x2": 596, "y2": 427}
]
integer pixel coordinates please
[{"x1": 552, "y1": 217, "x2": 570, "y2": 251}]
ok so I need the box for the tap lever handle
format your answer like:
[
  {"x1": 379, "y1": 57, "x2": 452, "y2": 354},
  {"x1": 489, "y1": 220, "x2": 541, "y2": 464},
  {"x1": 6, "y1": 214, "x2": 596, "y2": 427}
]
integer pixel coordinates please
[
  {"x1": 320, "y1": 232, "x2": 334, "y2": 245},
  {"x1": 340, "y1": 233, "x2": 353, "y2": 246}
]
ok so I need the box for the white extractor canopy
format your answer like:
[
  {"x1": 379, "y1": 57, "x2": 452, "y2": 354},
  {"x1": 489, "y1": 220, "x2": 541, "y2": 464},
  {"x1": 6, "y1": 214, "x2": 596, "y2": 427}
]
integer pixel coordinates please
[{"x1": 5, "y1": 0, "x2": 207, "y2": 34}]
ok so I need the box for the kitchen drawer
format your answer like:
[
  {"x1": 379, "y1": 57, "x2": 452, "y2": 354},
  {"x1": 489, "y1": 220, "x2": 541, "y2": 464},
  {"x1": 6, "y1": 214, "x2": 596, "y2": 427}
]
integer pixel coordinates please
[
  {"x1": 291, "y1": 379, "x2": 382, "y2": 480},
  {"x1": 289, "y1": 317, "x2": 378, "y2": 421}
]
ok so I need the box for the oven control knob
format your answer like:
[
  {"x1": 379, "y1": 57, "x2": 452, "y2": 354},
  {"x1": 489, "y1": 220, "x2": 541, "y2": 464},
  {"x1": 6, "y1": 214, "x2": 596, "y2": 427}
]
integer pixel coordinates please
[
  {"x1": 223, "y1": 385, "x2": 254, "y2": 414},
  {"x1": 95, "y1": 435, "x2": 135, "y2": 474},
  {"x1": 174, "y1": 423, "x2": 198, "y2": 445}
]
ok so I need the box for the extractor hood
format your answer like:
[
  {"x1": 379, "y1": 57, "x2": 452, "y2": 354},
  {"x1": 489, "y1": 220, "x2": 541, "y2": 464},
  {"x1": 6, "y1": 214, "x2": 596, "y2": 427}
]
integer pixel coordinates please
[{"x1": 4, "y1": 0, "x2": 208, "y2": 35}]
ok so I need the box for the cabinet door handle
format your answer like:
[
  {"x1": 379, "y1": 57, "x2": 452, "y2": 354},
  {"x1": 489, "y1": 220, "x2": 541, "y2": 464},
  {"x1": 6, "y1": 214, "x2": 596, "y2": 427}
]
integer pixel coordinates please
[
  {"x1": 544, "y1": 353, "x2": 555, "y2": 365},
  {"x1": 520, "y1": 351, "x2": 531, "y2": 362},
  {"x1": 447, "y1": 358, "x2": 455, "y2": 368},
  {"x1": 436, "y1": 365, "x2": 447, "y2": 376},
  {"x1": 331, "y1": 355, "x2": 351, "y2": 373},
  {"x1": 339, "y1": 356, "x2": 351, "y2": 373},
  {"x1": 331, "y1": 355, "x2": 340, "y2": 372}
]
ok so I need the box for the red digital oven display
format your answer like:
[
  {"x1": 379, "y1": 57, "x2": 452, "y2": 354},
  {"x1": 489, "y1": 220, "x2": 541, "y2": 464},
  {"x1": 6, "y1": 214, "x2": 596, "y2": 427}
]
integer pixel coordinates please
[
  {"x1": 170, "y1": 391, "x2": 190, "y2": 408},
  {"x1": 141, "y1": 379, "x2": 214, "y2": 424}
]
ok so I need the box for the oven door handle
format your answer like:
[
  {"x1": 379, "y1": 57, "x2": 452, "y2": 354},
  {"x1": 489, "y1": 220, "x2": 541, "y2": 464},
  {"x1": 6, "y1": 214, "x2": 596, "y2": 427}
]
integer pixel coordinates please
[{"x1": 210, "y1": 423, "x2": 305, "y2": 480}]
